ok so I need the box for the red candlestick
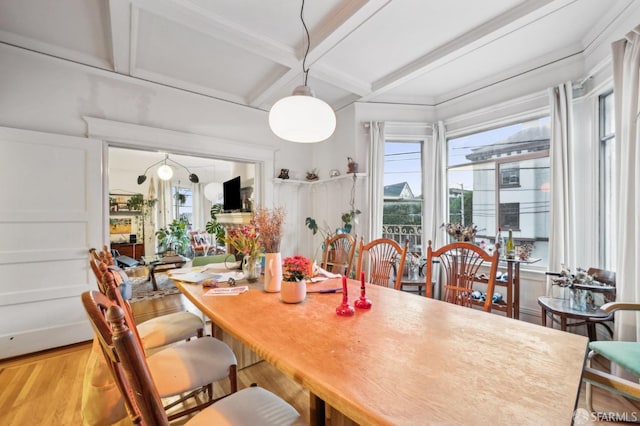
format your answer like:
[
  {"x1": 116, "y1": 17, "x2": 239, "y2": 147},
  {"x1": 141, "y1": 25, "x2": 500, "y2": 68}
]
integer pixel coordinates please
[
  {"x1": 336, "y1": 275, "x2": 355, "y2": 316},
  {"x1": 355, "y1": 271, "x2": 372, "y2": 309},
  {"x1": 342, "y1": 275, "x2": 348, "y2": 297}
]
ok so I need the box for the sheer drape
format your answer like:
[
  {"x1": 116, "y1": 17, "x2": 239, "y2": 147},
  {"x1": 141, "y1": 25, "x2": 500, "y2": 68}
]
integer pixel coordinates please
[
  {"x1": 424, "y1": 121, "x2": 447, "y2": 249},
  {"x1": 547, "y1": 82, "x2": 577, "y2": 294},
  {"x1": 156, "y1": 179, "x2": 174, "y2": 233},
  {"x1": 368, "y1": 121, "x2": 385, "y2": 240},
  {"x1": 192, "y1": 183, "x2": 206, "y2": 230},
  {"x1": 612, "y1": 26, "x2": 640, "y2": 344}
]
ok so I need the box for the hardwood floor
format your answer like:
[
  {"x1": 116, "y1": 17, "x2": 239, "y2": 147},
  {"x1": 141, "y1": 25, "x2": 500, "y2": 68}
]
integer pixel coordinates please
[{"x1": 1, "y1": 291, "x2": 638, "y2": 425}]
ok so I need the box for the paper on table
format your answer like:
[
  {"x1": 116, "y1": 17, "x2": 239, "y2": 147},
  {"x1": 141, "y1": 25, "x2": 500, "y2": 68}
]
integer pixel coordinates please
[
  {"x1": 316, "y1": 265, "x2": 341, "y2": 279},
  {"x1": 203, "y1": 286, "x2": 249, "y2": 296},
  {"x1": 169, "y1": 271, "x2": 220, "y2": 283}
]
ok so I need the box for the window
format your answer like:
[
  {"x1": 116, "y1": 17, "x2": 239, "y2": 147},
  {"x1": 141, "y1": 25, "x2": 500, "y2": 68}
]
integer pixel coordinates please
[
  {"x1": 448, "y1": 117, "x2": 550, "y2": 266},
  {"x1": 599, "y1": 91, "x2": 615, "y2": 270},
  {"x1": 173, "y1": 186, "x2": 193, "y2": 226},
  {"x1": 382, "y1": 140, "x2": 423, "y2": 253},
  {"x1": 499, "y1": 202, "x2": 520, "y2": 230},
  {"x1": 500, "y1": 168, "x2": 520, "y2": 187}
]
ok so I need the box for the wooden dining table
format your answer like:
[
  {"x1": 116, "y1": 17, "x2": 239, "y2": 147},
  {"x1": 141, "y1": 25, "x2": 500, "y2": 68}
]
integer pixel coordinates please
[{"x1": 174, "y1": 275, "x2": 588, "y2": 425}]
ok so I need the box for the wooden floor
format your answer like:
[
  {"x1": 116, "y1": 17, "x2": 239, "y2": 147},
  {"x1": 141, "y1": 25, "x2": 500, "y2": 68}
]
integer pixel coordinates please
[{"x1": 1, "y1": 291, "x2": 638, "y2": 425}]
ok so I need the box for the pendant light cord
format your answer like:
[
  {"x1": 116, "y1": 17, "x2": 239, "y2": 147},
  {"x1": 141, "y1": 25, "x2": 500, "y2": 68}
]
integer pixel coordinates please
[{"x1": 300, "y1": 0, "x2": 310, "y2": 86}]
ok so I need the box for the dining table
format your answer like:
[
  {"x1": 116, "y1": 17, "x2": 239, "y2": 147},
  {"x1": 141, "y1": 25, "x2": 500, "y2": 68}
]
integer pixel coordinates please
[{"x1": 174, "y1": 273, "x2": 588, "y2": 425}]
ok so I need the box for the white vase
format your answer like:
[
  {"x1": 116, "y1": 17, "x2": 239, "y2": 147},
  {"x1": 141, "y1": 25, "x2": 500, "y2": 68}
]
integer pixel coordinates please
[
  {"x1": 264, "y1": 252, "x2": 282, "y2": 293},
  {"x1": 281, "y1": 280, "x2": 306, "y2": 303}
]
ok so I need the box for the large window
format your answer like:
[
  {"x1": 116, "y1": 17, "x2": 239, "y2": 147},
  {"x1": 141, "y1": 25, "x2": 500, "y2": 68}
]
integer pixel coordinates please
[
  {"x1": 173, "y1": 185, "x2": 193, "y2": 226},
  {"x1": 599, "y1": 91, "x2": 615, "y2": 270},
  {"x1": 382, "y1": 140, "x2": 423, "y2": 253},
  {"x1": 447, "y1": 117, "x2": 550, "y2": 266}
]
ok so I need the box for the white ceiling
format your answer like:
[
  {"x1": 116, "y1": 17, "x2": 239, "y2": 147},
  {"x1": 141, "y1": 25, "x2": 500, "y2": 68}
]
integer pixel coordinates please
[{"x1": 0, "y1": 0, "x2": 634, "y2": 114}]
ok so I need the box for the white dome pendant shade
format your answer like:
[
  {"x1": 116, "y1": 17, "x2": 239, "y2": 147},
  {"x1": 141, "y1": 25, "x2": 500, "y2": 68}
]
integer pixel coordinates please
[{"x1": 269, "y1": 85, "x2": 336, "y2": 143}]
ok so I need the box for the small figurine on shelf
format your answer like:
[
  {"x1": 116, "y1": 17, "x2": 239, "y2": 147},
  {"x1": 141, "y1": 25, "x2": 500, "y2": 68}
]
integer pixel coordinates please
[
  {"x1": 278, "y1": 169, "x2": 290, "y2": 179},
  {"x1": 305, "y1": 168, "x2": 319, "y2": 181},
  {"x1": 347, "y1": 157, "x2": 358, "y2": 174}
]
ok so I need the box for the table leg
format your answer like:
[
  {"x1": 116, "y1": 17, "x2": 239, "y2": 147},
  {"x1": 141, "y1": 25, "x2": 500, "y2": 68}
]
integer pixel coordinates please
[
  {"x1": 586, "y1": 322, "x2": 597, "y2": 341},
  {"x1": 309, "y1": 393, "x2": 326, "y2": 426},
  {"x1": 513, "y1": 262, "x2": 520, "y2": 320},
  {"x1": 540, "y1": 307, "x2": 548, "y2": 327},
  {"x1": 505, "y1": 261, "x2": 514, "y2": 319},
  {"x1": 149, "y1": 265, "x2": 158, "y2": 291}
]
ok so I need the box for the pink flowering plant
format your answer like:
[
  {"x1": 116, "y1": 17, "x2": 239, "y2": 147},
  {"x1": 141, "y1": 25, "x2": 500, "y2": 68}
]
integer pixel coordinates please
[
  {"x1": 223, "y1": 223, "x2": 262, "y2": 258},
  {"x1": 282, "y1": 255, "x2": 312, "y2": 282}
]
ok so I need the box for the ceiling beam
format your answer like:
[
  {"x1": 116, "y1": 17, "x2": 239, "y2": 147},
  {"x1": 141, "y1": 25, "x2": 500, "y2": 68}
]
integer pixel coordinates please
[{"x1": 108, "y1": 0, "x2": 132, "y2": 74}]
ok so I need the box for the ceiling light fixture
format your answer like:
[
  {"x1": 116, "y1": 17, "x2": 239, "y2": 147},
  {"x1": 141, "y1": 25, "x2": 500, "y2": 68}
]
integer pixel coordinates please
[
  {"x1": 268, "y1": 0, "x2": 336, "y2": 143},
  {"x1": 136, "y1": 154, "x2": 199, "y2": 184}
]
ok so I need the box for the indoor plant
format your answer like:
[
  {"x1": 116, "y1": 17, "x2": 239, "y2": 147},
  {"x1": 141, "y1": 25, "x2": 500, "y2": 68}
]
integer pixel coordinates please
[
  {"x1": 281, "y1": 255, "x2": 311, "y2": 303},
  {"x1": 155, "y1": 219, "x2": 190, "y2": 256},
  {"x1": 224, "y1": 223, "x2": 262, "y2": 282}
]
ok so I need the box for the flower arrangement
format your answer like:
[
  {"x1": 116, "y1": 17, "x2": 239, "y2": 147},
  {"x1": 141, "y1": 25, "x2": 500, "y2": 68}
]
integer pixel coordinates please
[
  {"x1": 442, "y1": 223, "x2": 478, "y2": 242},
  {"x1": 253, "y1": 207, "x2": 285, "y2": 253},
  {"x1": 282, "y1": 255, "x2": 312, "y2": 282},
  {"x1": 223, "y1": 223, "x2": 262, "y2": 258}
]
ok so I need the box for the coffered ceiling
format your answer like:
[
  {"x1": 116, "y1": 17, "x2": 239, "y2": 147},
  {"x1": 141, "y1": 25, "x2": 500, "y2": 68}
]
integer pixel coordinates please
[{"x1": 0, "y1": 0, "x2": 635, "y2": 113}]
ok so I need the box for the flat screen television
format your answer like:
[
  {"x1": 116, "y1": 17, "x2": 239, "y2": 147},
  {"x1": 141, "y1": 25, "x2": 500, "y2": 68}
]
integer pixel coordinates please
[{"x1": 223, "y1": 176, "x2": 242, "y2": 212}]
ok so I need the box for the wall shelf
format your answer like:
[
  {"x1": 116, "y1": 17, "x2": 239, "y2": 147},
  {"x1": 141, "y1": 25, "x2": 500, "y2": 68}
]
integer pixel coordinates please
[{"x1": 273, "y1": 173, "x2": 367, "y2": 186}]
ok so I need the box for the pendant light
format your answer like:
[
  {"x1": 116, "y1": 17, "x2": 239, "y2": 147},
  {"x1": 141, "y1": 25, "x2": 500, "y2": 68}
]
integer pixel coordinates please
[
  {"x1": 136, "y1": 154, "x2": 200, "y2": 184},
  {"x1": 268, "y1": 0, "x2": 336, "y2": 143}
]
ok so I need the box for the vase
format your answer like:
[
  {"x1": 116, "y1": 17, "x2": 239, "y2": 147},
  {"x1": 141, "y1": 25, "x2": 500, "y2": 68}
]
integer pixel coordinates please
[
  {"x1": 264, "y1": 252, "x2": 282, "y2": 293},
  {"x1": 242, "y1": 254, "x2": 261, "y2": 283},
  {"x1": 281, "y1": 280, "x2": 306, "y2": 303}
]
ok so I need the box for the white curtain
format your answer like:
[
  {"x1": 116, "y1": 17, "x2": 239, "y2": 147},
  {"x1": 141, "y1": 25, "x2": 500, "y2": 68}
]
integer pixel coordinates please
[
  {"x1": 424, "y1": 121, "x2": 447, "y2": 249},
  {"x1": 612, "y1": 26, "x2": 640, "y2": 345},
  {"x1": 368, "y1": 121, "x2": 385, "y2": 240},
  {"x1": 192, "y1": 182, "x2": 206, "y2": 231},
  {"x1": 156, "y1": 179, "x2": 174, "y2": 233},
  {"x1": 547, "y1": 82, "x2": 577, "y2": 294}
]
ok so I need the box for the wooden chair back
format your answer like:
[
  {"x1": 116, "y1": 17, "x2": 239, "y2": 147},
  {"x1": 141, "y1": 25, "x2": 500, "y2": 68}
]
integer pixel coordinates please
[
  {"x1": 587, "y1": 267, "x2": 616, "y2": 304},
  {"x1": 82, "y1": 290, "x2": 168, "y2": 425},
  {"x1": 189, "y1": 231, "x2": 213, "y2": 257},
  {"x1": 425, "y1": 240, "x2": 500, "y2": 313},
  {"x1": 356, "y1": 237, "x2": 408, "y2": 290},
  {"x1": 321, "y1": 233, "x2": 356, "y2": 277}
]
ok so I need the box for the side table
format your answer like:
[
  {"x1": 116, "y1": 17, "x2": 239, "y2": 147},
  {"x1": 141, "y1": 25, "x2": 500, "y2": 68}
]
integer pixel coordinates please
[{"x1": 537, "y1": 296, "x2": 613, "y2": 341}]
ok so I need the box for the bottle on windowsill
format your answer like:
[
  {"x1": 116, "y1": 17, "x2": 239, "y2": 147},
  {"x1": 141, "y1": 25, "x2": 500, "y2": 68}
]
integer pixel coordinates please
[
  {"x1": 495, "y1": 227, "x2": 504, "y2": 257},
  {"x1": 506, "y1": 228, "x2": 515, "y2": 260}
]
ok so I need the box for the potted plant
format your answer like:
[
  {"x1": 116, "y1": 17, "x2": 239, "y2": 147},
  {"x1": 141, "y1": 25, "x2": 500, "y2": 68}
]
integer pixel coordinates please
[
  {"x1": 155, "y1": 219, "x2": 190, "y2": 256},
  {"x1": 205, "y1": 203, "x2": 226, "y2": 248}
]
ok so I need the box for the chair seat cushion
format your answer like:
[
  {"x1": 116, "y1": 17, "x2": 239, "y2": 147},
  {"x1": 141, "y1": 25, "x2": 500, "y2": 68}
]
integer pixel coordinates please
[
  {"x1": 589, "y1": 341, "x2": 640, "y2": 376},
  {"x1": 148, "y1": 336, "x2": 237, "y2": 397},
  {"x1": 137, "y1": 311, "x2": 203, "y2": 350},
  {"x1": 187, "y1": 387, "x2": 302, "y2": 426}
]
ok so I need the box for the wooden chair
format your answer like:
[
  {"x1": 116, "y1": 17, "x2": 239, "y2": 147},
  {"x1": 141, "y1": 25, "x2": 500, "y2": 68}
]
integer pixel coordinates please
[
  {"x1": 189, "y1": 230, "x2": 215, "y2": 257},
  {"x1": 84, "y1": 266, "x2": 238, "y2": 422},
  {"x1": 355, "y1": 237, "x2": 408, "y2": 290},
  {"x1": 321, "y1": 233, "x2": 356, "y2": 277},
  {"x1": 81, "y1": 290, "x2": 301, "y2": 425},
  {"x1": 583, "y1": 302, "x2": 640, "y2": 413},
  {"x1": 89, "y1": 247, "x2": 205, "y2": 352},
  {"x1": 425, "y1": 240, "x2": 500, "y2": 313}
]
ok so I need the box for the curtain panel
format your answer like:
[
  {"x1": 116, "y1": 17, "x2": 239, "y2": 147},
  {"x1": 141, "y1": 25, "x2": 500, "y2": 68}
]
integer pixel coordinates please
[
  {"x1": 612, "y1": 26, "x2": 640, "y2": 346},
  {"x1": 367, "y1": 122, "x2": 385, "y2": 240},
  {"x1": 547, "y1": 82, "x2": 577, "y2": 294}
]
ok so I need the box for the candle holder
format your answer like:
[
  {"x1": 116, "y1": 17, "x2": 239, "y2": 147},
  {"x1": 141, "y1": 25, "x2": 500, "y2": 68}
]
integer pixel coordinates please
[
  {"x1": 354, "y1": 271, "x2": 372, "y2": 309},
  {"x1": 336, "y1": 275, "x2": 355, "y2": 316}
]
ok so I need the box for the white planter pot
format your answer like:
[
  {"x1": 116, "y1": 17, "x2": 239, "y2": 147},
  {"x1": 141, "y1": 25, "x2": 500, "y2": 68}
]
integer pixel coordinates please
[{"x1": 281, "y1": 280, "x2": 306, "y2": 303}]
